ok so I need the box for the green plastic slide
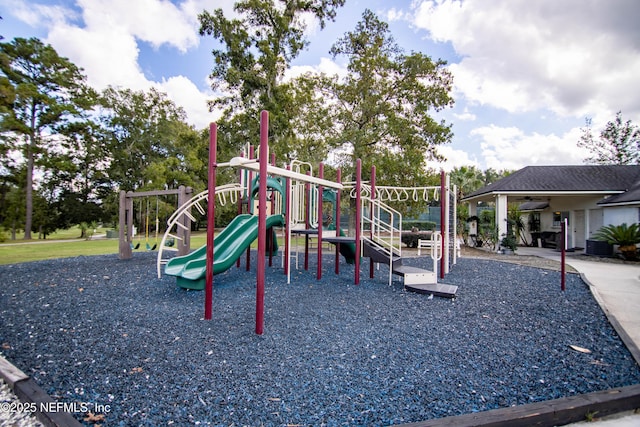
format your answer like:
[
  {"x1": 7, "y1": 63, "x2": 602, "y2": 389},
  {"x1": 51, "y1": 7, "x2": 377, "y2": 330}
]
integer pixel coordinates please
[
  {"x1": 336, "y1": 228, "x2": 356, "y2": 264},
  {"x1": 164, "y1": 214, "x2": 284, "y2": 290}
]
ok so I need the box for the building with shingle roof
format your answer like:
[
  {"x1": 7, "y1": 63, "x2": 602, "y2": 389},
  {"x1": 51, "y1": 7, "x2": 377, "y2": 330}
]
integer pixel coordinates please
[{"x1": 462, "y1": 165, "x2": 640, "y2": 251}]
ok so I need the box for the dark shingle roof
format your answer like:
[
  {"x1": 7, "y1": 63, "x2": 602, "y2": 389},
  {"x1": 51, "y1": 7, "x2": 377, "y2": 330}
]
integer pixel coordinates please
[
  {"x1": 598, "y1": 180, "x2": 640, "y2": 205},
  {"x1": 464, "y1": 165, "x2": 640, "y2": 200}
]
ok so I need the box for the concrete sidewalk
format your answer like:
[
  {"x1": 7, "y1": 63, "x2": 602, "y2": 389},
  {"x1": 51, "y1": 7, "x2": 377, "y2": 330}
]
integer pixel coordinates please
[{"x1": 517, "y1": 247, "x2": 640, "y2": 427}]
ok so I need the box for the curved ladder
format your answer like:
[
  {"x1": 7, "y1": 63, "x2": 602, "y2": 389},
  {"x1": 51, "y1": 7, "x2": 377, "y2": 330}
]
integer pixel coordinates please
[{"x1": 156, "y1": 184, "x2": 243, "y2": 278}]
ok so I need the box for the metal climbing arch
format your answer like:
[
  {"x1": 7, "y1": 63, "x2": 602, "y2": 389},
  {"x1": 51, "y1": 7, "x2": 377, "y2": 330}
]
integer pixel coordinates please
[{"x1": 156, "y1": 184, "x2": 243, "y2": 278}]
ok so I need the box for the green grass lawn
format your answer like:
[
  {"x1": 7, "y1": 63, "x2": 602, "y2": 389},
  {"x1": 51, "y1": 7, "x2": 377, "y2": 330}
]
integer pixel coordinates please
[
  {"x1": 0, "y1": 238, "x2": 120, "y2": 265},
  {"x1": 0, "y1": 231, "x2": 211, "y2": 265},
  {"x1": 0, "y1": 228, "x2": 325, "y2": 266}
]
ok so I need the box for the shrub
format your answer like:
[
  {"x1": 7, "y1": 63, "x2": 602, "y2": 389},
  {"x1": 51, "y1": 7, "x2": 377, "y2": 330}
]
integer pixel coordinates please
[
  {"x1": 593, "y1": 223, "x2": 640, "y2": 260},
  {"x1": 500, "y1": 233, "x2": 517, "y2": 252}
]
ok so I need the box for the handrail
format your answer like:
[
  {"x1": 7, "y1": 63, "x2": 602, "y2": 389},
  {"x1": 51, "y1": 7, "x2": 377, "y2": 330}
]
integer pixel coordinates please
[{"x1": 361, "y1": 196, "x2": 402, "y2": 286}]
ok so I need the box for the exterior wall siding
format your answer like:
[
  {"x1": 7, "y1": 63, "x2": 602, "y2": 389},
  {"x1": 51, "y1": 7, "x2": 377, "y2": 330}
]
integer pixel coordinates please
[{"x1": 603, "y1": 206, "x2": 640, "y2": 226}]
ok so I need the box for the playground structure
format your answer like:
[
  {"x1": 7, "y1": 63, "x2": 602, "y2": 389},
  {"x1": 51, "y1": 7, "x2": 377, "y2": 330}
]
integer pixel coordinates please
[
  {"x1": 118, "y1": 186, "x2": 193, "y2": 260},
  {"x1": 156, "y1": 111, "x2": 458, "y2": 334}
]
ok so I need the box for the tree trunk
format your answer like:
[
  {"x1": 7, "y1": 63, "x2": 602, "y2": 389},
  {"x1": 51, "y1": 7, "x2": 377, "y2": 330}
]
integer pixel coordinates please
[
  {"x1": 619, "y1": 245, "x2": 638, "y2": 261},
  {"x1": 24, "y1": 106, "x2": 37, "y2": 240},
  {"x1": 24, "y1": 137, "x2": 34, "y2": 240}
]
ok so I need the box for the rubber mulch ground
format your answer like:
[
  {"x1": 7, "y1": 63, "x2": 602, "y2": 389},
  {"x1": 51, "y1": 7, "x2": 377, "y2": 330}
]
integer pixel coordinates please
[{"x1": 1, "y1": 251, "x2": 639, "y2": 426}]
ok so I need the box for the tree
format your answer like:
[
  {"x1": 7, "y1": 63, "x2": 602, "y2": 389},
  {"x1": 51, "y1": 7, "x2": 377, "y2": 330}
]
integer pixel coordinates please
[
  {"x1": 578, "y1": 112, "x2": 640, "y2": 165},
  {"x1": 99, "y1": 86, "x2": 191, "y2": 191},
  {"x1": 281, "y1": 73, "x2": 334, "y2": 164},
  {"x1": 0, "y1": 181, "x2": 25, "y2": 240},
  {"x1": 61, "y1": 99, "x2": 112, "y2": 202},
  {"x1": 31, "y1": 189, "x2": 58, "y2": 239},
  {"x1": 198, "y1": 0, "x2": 345, "y2": 160},
  {"x1": 0, "y1": 37, "x2": 89, "y2": 239},
  {"x1": 450, "y1": 165, "x2": 485, "y2": 200},
  {"x1": 314, "y1": 10, "x2": 454, "y2": 185}
]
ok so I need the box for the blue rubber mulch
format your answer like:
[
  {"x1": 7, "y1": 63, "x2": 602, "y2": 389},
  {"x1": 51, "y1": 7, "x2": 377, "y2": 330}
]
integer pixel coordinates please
[{"x1": 0, "y1": 251, "x2": 638, "y2": 426}]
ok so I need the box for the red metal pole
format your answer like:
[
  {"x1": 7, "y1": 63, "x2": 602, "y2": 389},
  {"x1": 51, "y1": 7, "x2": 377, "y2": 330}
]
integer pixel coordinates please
[
  {"x1": 284, "y1": 166, "x2": 291, "y2": 277},
  {"x1": 335, "y1": 168, "x2": 341, "y2": 275},
  {"x1": 256, "y1": 111, "x2": 269, "y2": 335},
  {"x1": 561, "y1": 219, "x2": 566, "y2": 291},
  {"x1": 440, "y1": 170, "x2": 446, "y2": 280},
  {"x1": 205, "y1": 123, "x2": 217, "y2": 320},
  {"x1": 317, "y1": 162, "x2": 324, "y2": 280},
  {"x1": 370, "y1": 165, "x2": 376, "y2": 279},
  {"x1": 304, "y1": 177, "x2": 310, "y2": 271},
  {"x1": 355, "y1": 159, "x2": 361, "y2": 285}
]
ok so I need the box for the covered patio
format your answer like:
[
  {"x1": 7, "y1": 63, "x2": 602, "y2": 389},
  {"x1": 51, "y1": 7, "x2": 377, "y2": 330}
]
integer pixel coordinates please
[{"x1": 462, "y1": 165, "x2": 640, "y2": 252}]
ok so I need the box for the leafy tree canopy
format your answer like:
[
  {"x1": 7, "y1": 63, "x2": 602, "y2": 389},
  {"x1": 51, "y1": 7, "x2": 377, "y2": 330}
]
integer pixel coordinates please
[
  {"x1": 99, "y1": 86, "x2": 193, "y2": 191},
  {"x1": 309, "y1": 9, "x2": 455, "y2": 185},
  {"x1": 198, "y1": 0, "x2": 345, "y2": 161},
  {"x1": 0, "y1": 37, "x2": 91, "y2": 238},
  {"x1": 578, "y1": 111, "x2": 639, "y2": 165}
]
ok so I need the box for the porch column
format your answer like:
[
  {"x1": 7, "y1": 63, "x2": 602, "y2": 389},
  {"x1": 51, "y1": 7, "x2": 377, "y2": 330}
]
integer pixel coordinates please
[
  {"x1": 495, "y1": 194, "x2": 508, "y2": 246},
  {"x1": 569, "y1": 210, "x2": 576, "y2": 249},
  {"x1": 468, "y1": 201, "x2": 478, "y2": 236},
  {"x1": 584, "y1": 209, "x2": 591, "y2": 248}
]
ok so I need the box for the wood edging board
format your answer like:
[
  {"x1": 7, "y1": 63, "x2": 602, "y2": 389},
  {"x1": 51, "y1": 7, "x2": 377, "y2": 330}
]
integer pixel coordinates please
[
  {"x1": 0, "y1": 355, "x2": 82, "y2": 427},
  {"x1": 393, "y1": 383, "x2": 640, "y2": 427}
]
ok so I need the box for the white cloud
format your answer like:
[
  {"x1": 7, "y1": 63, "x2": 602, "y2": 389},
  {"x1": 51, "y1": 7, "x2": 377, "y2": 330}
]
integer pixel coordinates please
[
  {"x1": 157, "y1": 75, "x2": 218, "y2": 129},
  {"x1": 4, "y1": 0, "x2": 74, "y2": 27},
  {"x1": 385, "y1": 8, "x2": 407, "y2": 22},
  {"x1": 471, "y1": 124, "x2": 590, "y2": 170},
  {"x1": 285, "y1": 57, "x2": 348, "y2": 81},
  {"x1": 453, "y1": 107, "x2": 476, "y2": 121},
  {"x1": 45, "y1": 0, "x2": 203, "y2": 91},
  {"x1": 76, "y1": 0, "x2": 200, "y2": 52},
  {"x1": 411, "y1": 0, "x2": 640, "y2": 121},
  {"x1": 47, "y1": 21, "x2": 150, "y2": 91},
  {"x1": 431, "y1": 145, "x2": 480, "y2": 171},
  {"x1": 5, "y1": 0, "x2": 237, "y2": 128}
]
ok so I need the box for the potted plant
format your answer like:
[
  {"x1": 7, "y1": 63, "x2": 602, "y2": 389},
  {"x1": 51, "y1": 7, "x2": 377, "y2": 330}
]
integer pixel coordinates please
[
  {"x1": 593, "y1": 223, "x2": 640, "y2": 261},
  {"x1": 507, "y1": 206, "x2": 529, "y2": 246},
  {"x1": 500, "y1": 233, "x2": 517, "y2": 254}
]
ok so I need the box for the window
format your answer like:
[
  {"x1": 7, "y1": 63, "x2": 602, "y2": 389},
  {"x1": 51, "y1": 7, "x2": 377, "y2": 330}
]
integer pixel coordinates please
[
  {"x1": 528, "y1": 212, "x2": 541, "y2": 233},
  {"x1": 552, "y1": 211, "x2": 569, "y2": 228}
]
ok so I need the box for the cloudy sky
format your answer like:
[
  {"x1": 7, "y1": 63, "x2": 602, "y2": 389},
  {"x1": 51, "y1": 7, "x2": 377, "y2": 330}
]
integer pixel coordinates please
[{"x1": 2, "y1": 0, "x2": 639, "y2": 171}]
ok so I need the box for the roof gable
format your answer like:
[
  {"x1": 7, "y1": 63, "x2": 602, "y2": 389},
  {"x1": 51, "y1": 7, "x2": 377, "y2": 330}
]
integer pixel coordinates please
[{"x1": 464, "y1": 165, "x2": 640, "y2": 200}]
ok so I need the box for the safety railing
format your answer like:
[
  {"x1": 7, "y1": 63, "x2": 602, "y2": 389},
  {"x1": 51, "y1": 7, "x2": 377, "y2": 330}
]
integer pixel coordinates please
[{"x1": 361, "y1": 196, "x2": 403, "y2": 286}]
